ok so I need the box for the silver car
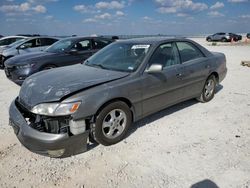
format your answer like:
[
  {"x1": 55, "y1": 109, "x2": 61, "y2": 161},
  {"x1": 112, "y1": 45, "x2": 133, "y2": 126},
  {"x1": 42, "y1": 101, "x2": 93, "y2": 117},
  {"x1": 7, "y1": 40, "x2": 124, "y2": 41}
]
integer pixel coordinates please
[
  {"x1": 0, "y1": 37, "x2": 58, "y2": 68},
  {"x1": 9, "y1": 37, "x2": 227, "y2": 157}
]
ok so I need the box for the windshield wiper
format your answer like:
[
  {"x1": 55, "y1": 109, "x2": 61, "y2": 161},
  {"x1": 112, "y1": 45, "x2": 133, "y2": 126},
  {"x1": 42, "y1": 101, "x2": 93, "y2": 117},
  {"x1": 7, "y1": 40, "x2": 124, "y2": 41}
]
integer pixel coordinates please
[{"x1": 88, "y1": 63, "x2": 107, "y2": 69}]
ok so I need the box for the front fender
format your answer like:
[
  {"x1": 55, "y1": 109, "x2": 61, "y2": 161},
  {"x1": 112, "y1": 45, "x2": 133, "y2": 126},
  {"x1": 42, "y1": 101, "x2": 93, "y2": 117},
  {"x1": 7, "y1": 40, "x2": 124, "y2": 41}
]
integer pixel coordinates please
[{"x1": 63, "y1": 77, "x2": 143, "y2": 121}]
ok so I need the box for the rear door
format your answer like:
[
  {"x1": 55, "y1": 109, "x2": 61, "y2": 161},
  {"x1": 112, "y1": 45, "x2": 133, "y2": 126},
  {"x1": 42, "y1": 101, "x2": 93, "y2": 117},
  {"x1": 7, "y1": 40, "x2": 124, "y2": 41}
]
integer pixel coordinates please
[
  {"x1": 175, "y1": 41, "x2": 210, "y2": 98},
  {"x1": 141, "y1": 42, "x2": 185, "y2": 116},
  {"x1": 40, "y1": 38, "x2": 58, "y2": 50}
]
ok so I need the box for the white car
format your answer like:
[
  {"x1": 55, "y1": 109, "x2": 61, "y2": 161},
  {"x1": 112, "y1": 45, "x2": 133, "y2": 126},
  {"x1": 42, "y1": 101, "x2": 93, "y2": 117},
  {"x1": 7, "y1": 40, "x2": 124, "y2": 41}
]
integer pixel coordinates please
[
  {"x1": 0, "y1": 36, "x2": 28, "y2": 47},
  {"x1": 0, "y1": 36, "x2": 59, "y2": 68}
]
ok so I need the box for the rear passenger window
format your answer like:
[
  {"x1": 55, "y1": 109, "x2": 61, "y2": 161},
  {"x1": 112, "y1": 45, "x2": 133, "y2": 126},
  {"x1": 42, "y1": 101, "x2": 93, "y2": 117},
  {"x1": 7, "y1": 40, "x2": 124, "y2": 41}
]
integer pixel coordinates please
[
  {"x1": 72, "y1": 40, "x2": 91, "y2": 51},
  {"x1": 176, "y1": 42, "x2": 204, "y2": 63},
  {"x1": 93, "y1": 39, "x2": 111, "y2": 49},
  {"x1": 41, "y1": 38, "x2": 58, "y2": 46}
]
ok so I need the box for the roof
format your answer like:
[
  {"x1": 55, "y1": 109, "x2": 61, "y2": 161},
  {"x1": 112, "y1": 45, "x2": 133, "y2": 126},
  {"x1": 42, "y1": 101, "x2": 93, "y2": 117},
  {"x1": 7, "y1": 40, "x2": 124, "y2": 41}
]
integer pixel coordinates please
[
  {"x1": 0, "y1": 36, "x2": 28, "y2": 40},
  {"x1": 61, "y1": 36, "x2": 113, "y2": 41},
  {"x1": 118, "y1": 37, "x2": 187, "y2": 44}
]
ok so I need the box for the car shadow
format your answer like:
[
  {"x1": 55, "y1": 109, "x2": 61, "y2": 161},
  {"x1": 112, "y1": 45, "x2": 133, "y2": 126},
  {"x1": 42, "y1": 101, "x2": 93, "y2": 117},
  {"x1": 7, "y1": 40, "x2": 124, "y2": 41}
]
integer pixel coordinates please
[
  {"x1": 126, "y1": 84, "x2": 223, "y2": 139},
  {"x1": 126, "y1": 99, "x2": 198, "y2": 138},
  {"x1": 86, "y1": 84, "x2": 223, "y2": 154},
  {"x1": 190, "y1": 179, "x2": 219, "y2": 188},
  {"x1": 215, "y1": 84, "x2": 223, "y2": 94}
]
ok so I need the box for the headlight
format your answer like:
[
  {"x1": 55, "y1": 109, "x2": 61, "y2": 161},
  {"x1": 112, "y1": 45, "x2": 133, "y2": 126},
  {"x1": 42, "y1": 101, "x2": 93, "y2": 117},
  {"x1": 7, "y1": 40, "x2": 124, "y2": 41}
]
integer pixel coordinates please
[
  {"x1": 31, "y1": 101, "x2": 81, "y2": 116},
  {"x1": 16, "y1": 63, "x2": 35, "y2": 69}
]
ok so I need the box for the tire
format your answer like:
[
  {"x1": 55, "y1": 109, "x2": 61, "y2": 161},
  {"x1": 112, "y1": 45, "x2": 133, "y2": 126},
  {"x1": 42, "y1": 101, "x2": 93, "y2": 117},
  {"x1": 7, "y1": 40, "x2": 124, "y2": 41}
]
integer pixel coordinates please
[
  {"x1": 91, "y1": 101, "x2": 132, "y2": 146},
  {"x1": 207, "y1": 38, "x2": 212, "y2": 42},
  {"x1": 42, "y1": 64, "x2": 56, "y2": 70},
  {"x1": 197, "y1": 75, "x2": 216, "y2": 103},
  {"x1": 222, "y1": 38, "x2": 227, "y2": 42},
  {"x1": 0, "y1": 56, "x2": 12, "y2": 69}
]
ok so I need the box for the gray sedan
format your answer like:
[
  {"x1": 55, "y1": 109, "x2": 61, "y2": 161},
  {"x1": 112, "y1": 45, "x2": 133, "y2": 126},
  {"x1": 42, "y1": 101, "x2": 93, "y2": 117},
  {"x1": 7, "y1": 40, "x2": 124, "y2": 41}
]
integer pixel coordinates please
[{"x1": 9, "y1": 37, "x2": 227, "y2": 157}]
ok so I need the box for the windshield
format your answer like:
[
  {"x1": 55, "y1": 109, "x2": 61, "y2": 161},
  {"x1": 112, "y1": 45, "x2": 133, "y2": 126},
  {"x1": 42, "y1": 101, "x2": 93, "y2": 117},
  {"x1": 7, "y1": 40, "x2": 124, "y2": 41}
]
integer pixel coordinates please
[
  {"x1": 46, "y1": 38, "x2": 73, "y2": 53},
  {"x1": 0, "y1": 37, "x2": 22, "y2": 46},
  {"x1": 9, "y1": 39, "x2": 27, "y2": 47},
  {"x1": 85, "y1": 42, "x2": 151, "y2": 72}
]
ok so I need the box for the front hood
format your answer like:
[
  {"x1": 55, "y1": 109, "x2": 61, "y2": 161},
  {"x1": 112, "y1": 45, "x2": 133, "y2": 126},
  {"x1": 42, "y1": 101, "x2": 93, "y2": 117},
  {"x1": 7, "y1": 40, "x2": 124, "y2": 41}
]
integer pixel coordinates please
[
  {"x1": 19, "y1": 64, "x2": 129, "y2": 109},
  {"x1": 6, "y1": 51, "x2": 56, "y2": 66}
]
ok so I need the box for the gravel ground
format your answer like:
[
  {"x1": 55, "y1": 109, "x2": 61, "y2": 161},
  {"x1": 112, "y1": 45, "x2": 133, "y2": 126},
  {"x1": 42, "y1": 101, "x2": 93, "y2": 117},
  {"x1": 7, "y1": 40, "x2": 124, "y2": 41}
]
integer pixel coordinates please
[{"x1": 0, "y1": 38, "x2": 250, "y2": 188}]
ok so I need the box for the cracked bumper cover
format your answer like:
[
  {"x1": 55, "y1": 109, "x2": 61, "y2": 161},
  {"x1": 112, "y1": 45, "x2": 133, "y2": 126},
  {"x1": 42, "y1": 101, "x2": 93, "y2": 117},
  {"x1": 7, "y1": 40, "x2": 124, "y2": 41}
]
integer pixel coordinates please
[{"x1": 9, "y1": 100, "x2": 89, "y2": 158}]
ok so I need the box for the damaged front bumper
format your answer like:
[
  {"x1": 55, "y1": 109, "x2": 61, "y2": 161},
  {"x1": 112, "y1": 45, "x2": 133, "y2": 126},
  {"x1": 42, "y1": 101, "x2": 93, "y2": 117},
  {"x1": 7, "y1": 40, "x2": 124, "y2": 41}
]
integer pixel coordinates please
[{"x1": 9, "y1": 99, "x2": 89, "y2": 158}]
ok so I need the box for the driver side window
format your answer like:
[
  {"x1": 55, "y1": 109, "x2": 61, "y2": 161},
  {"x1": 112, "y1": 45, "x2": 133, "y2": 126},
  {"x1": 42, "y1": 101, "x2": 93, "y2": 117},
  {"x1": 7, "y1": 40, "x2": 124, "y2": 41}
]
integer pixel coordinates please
[
  {"x1": 72, "y1": 40, "x2": 91, "y2": 51},
  {"x1": 149, "y1": 43, "x2": 180, "y2": 69},
  {"x1": 23, "y1": 39, "x2": 41, "y2": 48}
]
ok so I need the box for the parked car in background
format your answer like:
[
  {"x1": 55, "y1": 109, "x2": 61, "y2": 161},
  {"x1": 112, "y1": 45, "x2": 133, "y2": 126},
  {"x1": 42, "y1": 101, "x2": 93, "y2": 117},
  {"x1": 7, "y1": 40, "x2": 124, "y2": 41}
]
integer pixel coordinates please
[
  {"x1": 0, "y1": 36, "x2": 58, "y2": 68},
  {"x1": 206, "y1": 32, "x2": 242, "y2": 42},
  {"x1": 0, "y1": 36, "x2": 28, "y2": 47},
  {"x1": 229, "y1": 33, "x2": 242, "y2": 41},
  {"x1": 9, "y1": 37, "x2": 227, "y2": 157},
  {"x1": 247, "y1": 33, "x2": 250, "y2": 39},
  {"x1": 4, "y1": 36, "x2": 113, "y2": 85}
]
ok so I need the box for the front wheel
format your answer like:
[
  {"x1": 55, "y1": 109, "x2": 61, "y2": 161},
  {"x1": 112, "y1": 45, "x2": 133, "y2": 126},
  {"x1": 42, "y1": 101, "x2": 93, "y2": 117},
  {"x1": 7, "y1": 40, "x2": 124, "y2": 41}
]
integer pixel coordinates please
[
  {"x1": 91, "y1": 101, "x2": 132, "y2": 146},
  {"x1": 197, "y1": 75, "x2": 216, "y2": 103},
  {"x1": 42, "y1": 64, "x2": 56, "y2": 70},
  {"x1": 222, "y1": 38, "x2": 227, "y2": 42}
]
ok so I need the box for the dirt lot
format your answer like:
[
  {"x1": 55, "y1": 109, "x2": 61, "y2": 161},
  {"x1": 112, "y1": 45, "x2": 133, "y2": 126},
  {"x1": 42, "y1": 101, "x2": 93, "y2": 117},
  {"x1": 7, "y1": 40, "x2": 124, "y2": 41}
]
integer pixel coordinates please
[{"x1": 0, "y1": 38, "x2": 250, "y2": 188}]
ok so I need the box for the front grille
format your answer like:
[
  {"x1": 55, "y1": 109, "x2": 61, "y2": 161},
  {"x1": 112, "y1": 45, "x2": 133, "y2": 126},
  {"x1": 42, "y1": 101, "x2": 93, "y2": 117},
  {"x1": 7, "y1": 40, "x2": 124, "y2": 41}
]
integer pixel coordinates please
[
  {"x1": 4, "y1": 67, "x2": 12, "y2": 77},
  {"x1": 15, "y1": 99, "x2": 70, "y2": 134}
]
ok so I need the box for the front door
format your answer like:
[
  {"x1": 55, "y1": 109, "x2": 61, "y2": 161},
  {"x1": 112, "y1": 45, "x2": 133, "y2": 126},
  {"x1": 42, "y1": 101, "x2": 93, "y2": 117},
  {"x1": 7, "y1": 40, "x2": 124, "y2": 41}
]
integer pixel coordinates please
[
  {"x1": 18, "y1": 38, "x2": 42, "y2": 54},
  {"x1": 67, "y1": 39, "x2": 96, "y2": 66},
  {"x1": 141, "y1": 42, "x2": 185, "y2": 116}
]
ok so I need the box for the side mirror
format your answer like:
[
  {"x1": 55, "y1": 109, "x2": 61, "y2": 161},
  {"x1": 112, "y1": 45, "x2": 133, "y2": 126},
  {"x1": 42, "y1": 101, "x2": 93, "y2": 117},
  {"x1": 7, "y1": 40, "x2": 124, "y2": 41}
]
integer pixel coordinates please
[
  {"x1": 19, "y1": 44, "x2": 28, "y2": 49},
  {"x1": 145, "y1": 64, "x2": 163, "y2": 74}
]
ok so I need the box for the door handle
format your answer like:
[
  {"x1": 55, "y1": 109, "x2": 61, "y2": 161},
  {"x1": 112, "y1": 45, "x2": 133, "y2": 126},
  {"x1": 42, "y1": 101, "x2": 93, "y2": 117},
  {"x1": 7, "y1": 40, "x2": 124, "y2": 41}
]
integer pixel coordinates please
[
  {"x1": 176, "y1": 73, "x2": 182, "y2": 78},
  {"x1": 205, "y1": 64, "x2": 210, "y2": 69}
]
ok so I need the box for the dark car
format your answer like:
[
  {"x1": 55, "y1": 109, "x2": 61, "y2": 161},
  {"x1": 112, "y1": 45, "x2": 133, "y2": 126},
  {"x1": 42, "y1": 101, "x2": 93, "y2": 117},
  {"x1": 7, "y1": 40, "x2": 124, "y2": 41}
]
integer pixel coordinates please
[
  {"x1": 247, "y1": 33, "x2": 250, "y2": 39},
  {"x1": 206, "y1": 32, "x2": 242, "y2": 42},
  {"x1": 229, "y1": 33, "x2": 242, "y2": 41},
  {"x1": 4, "y1": 36, "x2": 113, "y2": 85},
  {"x1": 9, "y1": 38, "x2": 227, "y2": 157}
]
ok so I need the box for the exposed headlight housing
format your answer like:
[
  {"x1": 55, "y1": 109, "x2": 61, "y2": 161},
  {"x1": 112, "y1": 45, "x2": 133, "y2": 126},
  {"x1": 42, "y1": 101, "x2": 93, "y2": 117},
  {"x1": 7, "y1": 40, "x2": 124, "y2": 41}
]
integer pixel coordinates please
[
  {"x1": 31, "y1": 101, "x2": 81, "y2": 116},
  {"x1": 15, "y1": 63, "x2": 35, "y2": 69}
]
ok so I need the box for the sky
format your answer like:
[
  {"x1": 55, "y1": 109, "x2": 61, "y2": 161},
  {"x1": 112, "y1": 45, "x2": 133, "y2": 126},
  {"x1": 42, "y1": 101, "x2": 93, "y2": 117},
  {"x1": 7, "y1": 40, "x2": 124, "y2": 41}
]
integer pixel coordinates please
[{"x1": 0, "y1": 0, "x2": 250, "y2": 36}]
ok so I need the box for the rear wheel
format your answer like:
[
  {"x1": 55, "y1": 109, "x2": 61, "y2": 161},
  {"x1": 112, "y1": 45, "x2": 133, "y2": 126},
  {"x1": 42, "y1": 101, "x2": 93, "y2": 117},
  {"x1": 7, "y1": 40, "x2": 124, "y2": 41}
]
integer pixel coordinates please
[
  {"x1": 91, "y1": 101, "x2": 132, "y2": 146},
  {"x1": 197, "y1": 75, "x2": 216, "y2": 103}
]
